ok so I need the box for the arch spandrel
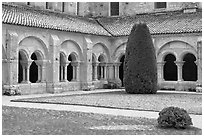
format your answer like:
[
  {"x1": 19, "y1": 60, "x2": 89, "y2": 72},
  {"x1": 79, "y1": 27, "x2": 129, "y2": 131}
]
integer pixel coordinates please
[
  {"x1": 61, "y1": 40, "x2": 83, "y2": 61},
  {"x1": 93, "y1": 42, "x2": 110, "y2": 62},
  {"x1": 157, "y1": 40, "x2": 196, "y2": 62},
  {"x1": 113, "y1": 42, "x2": 126, "y2": 62},
  {"x1": 19, "y1": 36, "x2": 48, "y2": 60}
]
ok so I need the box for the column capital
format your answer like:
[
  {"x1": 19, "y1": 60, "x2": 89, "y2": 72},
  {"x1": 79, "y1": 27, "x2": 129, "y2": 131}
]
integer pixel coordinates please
[
  {"x1": 62, "y1": 61, "x2": 71, "y2": 66},
  {"x1": 174, "y1": 61, "x2": 185, "y2": 66},
  {"x1": 2, "y1": 59, "x2": 8, "y2": 63},
  {"x1": 100, "y1": 62, "x2": 107, "y2": 66},
  {"x1": 71, "y1": 61, "x2": 80, "y2": 66},
  {"x1": 92, "y1": 61, "x2": 99, "y2": 66},
  {"x1": 157, "y1": 61, "x2": 166, "y2": 66},
  {"x1": 114, "y1": 62, "x2": 121, "y2": 66}
]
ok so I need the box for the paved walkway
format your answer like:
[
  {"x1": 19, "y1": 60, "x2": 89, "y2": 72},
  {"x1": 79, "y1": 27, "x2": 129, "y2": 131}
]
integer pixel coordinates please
[{"x1": 2, "y1": 89, "x2": 202, "y2": 129}]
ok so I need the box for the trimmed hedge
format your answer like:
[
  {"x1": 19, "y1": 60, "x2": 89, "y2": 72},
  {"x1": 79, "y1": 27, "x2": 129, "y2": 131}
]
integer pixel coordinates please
[
  {"x1": 157, "y1": 106, "x2": 193, "y2": 129},
  {"x1": 124, "y1": 22, "x2": 157, "y2": 94}
]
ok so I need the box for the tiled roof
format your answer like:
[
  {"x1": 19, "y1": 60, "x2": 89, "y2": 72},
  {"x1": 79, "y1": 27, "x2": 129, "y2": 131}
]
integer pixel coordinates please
[
  {"x1": 97, "y1": 10, "x2": 202, "y2": 36},
  {"x1": 2, "y1": 3, "x2": 111, "y2": 36},
  {"x1": 2, "y1": 3, "x2": 202, "y2": 37}
]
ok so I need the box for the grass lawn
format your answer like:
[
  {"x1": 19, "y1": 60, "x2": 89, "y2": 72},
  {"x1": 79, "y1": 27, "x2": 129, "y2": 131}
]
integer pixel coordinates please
[
  {"x1": 2, "y1": 106, "x2": 201, "y2": 135},
  {"x1": 12, "y1": 90, "x2": 202, "y2": 115}
]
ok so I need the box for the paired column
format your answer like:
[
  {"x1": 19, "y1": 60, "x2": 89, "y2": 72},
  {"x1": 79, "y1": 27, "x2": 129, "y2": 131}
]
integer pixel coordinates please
[
  {"x1": 92, "y1": 62, "x2": 99, "y2": 81},
  {"x1": 71, "y1": 61, "x2": 80, "y2": 82},
  {"x1": 114, "y1": 62, "x2": 121, "y2": 80},
  {"x1": 61, "y1": 61, "x2": 70, "y2": 82},
  {"x1": 174, "y1": 61, "x2": 184, "y2": 81}
]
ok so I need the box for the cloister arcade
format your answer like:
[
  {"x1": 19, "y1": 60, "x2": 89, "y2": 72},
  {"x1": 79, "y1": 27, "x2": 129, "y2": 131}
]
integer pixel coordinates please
[{"x1": 2, "y1": 29, "x2": 201, "y2": 94}]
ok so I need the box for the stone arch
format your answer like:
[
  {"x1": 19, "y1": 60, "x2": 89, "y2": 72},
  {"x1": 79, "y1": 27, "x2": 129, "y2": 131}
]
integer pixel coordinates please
[
  {"x1": 93, "y1": 42, "x2": 110, "y2": 62},
  {"x1": 179, "y1": 50, "x2": 197, "y2": 62},
  {"x1": 31, "y1": 50, "x2": 44, "y2": 60},
  {"x1": 19, "y1": 36, "x2": 48, "y2": 60},
  {"x1": 18, "y1": 33, "x2": 48, "y2": 49},
  {"x1": 92, "y1": 53, "x2": 97, "y2": 62},
  {"x1": 61, "y1": 40, "x2": 83, "y2": 61},
  {"x1": 68, "y1": 52, "x2": 78, "y2": 62},
  {"x1": 98, "y1": 54, "x2": 107, "y2": 63},
  {"x1": 157, "y1": 40, "x2": 195, "y2": 62},
  {"x1": 114, "y1": 42, "x2": 126, "y2": 62},
  {"x1": 157, "y1": 38, "x2": 196, "y2": 52}
]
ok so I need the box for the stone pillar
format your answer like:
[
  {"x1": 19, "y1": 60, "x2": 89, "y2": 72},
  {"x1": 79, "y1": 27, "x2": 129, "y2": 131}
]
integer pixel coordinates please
[
  {"x1": 20, "y1": 61, "x2": 28, "y2": 83},
  {"x1": 6, "y1": 31, "x2": 18, "y2": 86},
  {"x1": 47, "y1": 34, "x2": 61, "y2": 93},
  {"x1": 157, "y1": 61, "x2": 165, "y2": 82},
  {"x1": 175, "y1": 61, "x2": 184, "y2": 81},
  {"x1": 196, "y1": 40, "x2": 202, "y2": 92}
]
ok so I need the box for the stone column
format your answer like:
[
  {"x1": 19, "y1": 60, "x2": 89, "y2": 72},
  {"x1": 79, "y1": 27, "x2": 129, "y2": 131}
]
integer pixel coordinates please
[
  {"x1": 63, "y1": 61, "x2": 70, "y2": 82},
  {"x1": 71, "y1": 61, "x2": 80, "y2": 82},
  {"x1": 114, "y1": 62, "x2": 121, "y2": 80},
  {"x1": 175, "y1": 61, "x2": 184, "y2": 81},
  {"x1": 35, "y1": 60, "x2": 42, "y2": 82},
  {"x1": 104, "y1": 64, "x2": 107, "y2": 80},
  {"x1": 20, "y1": 61, "x2": 28, "y2": 83},
  {"x1": 93, "y1": 62, "x2": 99, "y2": 81},
  {"x1": 60, "y1": 66, "x2": 63, "y2": 81},
  {"x1": 26, "y1": 60, "x2": 33, "y2": 83},
  {"x1": 157, "y1": 61, "x2": 165, "y2": 81}
]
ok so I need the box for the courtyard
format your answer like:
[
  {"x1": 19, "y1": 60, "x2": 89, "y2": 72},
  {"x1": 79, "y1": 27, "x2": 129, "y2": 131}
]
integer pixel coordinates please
[{"x1": 2, "y1": 89, "x2": 202, "y2": 135}]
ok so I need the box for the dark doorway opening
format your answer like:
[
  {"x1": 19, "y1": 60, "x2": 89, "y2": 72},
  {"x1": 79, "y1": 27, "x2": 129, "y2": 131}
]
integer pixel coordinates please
[
  {"x1": 164, "y1": 54, "x2": 177, "y2": 81},
  {"x1": 182, "y1": 53, "x2": 197, "y2": 81},
  {"x1": 119, "y1": 55, "x2": 125, "y2": 87}
]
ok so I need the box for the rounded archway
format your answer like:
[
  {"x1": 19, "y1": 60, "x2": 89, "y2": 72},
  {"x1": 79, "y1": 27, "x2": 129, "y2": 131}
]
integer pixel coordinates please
[
  {"x1": 163, "y1": 54, "x2": 177, "y2": 81},
  {"x1": 182, "y1": 53, "x2": 197, "y2": 81},
  {"x1": 119, "y1": 55, "x2": 125, "y2": 87}
]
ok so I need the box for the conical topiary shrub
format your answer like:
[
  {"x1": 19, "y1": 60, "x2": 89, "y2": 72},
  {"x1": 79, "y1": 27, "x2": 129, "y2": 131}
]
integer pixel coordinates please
[{"x1": 124, "y1": 22, "x2": 157, "y2": 94}]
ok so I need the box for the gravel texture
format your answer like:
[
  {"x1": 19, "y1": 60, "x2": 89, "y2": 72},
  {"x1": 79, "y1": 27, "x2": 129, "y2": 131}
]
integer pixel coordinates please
[
  {"x1": 12, "y1": 90, "x2": 202, "y2": 115},
  {"x1": 2, "y1": 106, "x2": 202, "y2": 135}
]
